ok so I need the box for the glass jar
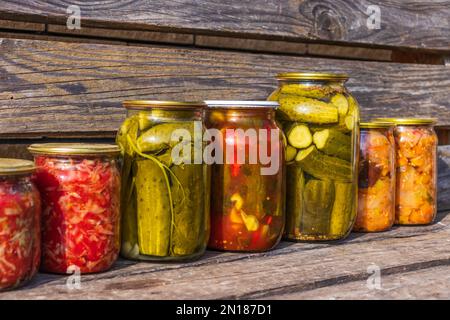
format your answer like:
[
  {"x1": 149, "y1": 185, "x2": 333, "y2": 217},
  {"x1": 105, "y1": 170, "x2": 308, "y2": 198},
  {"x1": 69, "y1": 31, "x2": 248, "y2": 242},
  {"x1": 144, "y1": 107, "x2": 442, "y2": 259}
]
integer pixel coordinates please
[
  {"x1": 118, "y1": 100, "x2": 210, "y2": 261},
  {"x1": 375, "y1": 118, "x2": 438, "y2": 225},
  {"x1": 28, "y1": 144, "x2": 121, "y2": 274},
  {"x1": 269, "y1": 72, "x2": 360, "y2": 241},
  {"x1": 0, "y1": 159, "x2": 41, "y2": 291},
  {"x1": 354, "y1": 122, "x2": 396, "y2": 232},
  {"x1": 205, "y1": 101, "x2": 285, "y2": 252}
]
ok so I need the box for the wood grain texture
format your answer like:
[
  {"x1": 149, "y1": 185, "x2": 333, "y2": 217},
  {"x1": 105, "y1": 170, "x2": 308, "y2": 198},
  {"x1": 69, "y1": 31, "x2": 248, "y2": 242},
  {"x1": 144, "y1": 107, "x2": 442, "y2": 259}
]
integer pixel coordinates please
[
  {"x1": 0, "y1": 19, "x2": 44, "y2": 32},
  {"x1": 195, "y1": 35, "x2": 307, "y2": 55},
  {"x1": 0, "y1": 210, "x2": 449, "y2": 300},
  {"x1": 265, "y1": 265, "x2": 450, "y2": 299},
  {"x1": 0, "y1": 37, "x2": 449, "y2": 135},
  {"x1": 47, "y1": 24, "x2": 194, "y2": 45},
  {"x1": 0, "y1": 1, "x2": 449, "y2": 51},
  {"x1": 438, "y1": 146, "x2": 450, "y2": 212}
]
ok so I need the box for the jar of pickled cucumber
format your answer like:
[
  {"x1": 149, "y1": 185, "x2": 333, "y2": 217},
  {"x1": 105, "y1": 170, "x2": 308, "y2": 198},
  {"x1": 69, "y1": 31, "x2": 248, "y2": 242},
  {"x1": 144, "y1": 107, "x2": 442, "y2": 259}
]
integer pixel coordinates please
[
  {"x1": 205, "y1": 101, "x2": 285, "y2": 252},
  {"x1": 0, "y1": 159, "x2": 41, "y2": 291},
  {"x1": 118, "y1": 100, "x2": 210, "y2": 261},
  {"x1": 375, "y1": 118, "x2": 438, "y2": 225},
  {"x1": 29, "y1": 143, "x2": 121, "y2": 274},
  {"x1": 354, "y1": 122, "x2": 396, "y2": 232},
  {"x1": 269, "y1": 72, "x2": 360, "y2": 241}
]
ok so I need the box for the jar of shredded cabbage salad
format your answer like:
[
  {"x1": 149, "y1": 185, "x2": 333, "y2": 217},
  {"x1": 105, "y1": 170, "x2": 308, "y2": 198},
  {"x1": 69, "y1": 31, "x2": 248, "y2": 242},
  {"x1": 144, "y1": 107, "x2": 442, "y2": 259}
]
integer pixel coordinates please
[
  {"x1": 29, "y1": 143, "x2": 121, "y2": 274},
  {"x1": 0, "y1": 158, "x2": 41, "y2": 290}
]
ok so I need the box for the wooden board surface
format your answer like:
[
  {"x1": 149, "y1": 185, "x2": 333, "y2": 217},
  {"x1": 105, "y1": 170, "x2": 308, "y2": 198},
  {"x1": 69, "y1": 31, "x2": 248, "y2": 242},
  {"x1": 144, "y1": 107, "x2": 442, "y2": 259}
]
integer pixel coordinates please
[
  {"x1": 0, "y1": 37, "x2": 449, "y2": 135},
  {"x1": 1, "y1": 210, "x2": 449, "y2": 300},
  {"x1": 1, "y1": 0, "x2": 450, "y2": 51}
]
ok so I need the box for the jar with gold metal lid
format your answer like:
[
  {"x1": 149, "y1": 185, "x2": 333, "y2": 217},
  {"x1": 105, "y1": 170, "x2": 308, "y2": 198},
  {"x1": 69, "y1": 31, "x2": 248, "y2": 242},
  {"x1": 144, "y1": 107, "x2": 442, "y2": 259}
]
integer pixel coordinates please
[
  {"x1": 0, "y1": 159, "x2": 41, "y2": 290},
  {"x1": 269, "y1": 72, "x2": 360, "y2": 241},
  {"x1": 375, "y1": 118, "x2": 438, "y2": 225},
  {"x1": 354, "y1": 122, "x2": 396, "y2": 232},
  {"x1": 117, "y1": 101, "x2": 210, "y2": 261},
  {"x1": 28, "y1": 143, "x2": 121, "y2": 274}
]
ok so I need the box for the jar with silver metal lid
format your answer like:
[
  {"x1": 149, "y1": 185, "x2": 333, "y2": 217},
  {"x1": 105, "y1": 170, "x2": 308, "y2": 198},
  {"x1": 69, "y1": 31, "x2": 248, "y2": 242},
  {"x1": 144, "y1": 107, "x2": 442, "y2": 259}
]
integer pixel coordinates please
[{"x1": 205, "y1": 101, "x2": 285, "y2": 252}]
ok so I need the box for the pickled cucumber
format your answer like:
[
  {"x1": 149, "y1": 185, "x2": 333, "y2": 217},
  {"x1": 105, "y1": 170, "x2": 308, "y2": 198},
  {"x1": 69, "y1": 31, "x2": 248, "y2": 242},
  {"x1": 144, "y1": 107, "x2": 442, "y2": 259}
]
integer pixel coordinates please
[
  {"x1": 278, "y1": 94, "x2": 339, "y2": 124},
  {"x1": 330, "y1": 182, "x2": 354, "y2": 236},
  {"x1": 279, "y1": 84, "x2": 332, "y2": 99},
  {"x1": 138, "y1": 111, "x2": 157, "y2": 131},
  {"x1": 117, "y1": 116, "x2": 139, "y2": 255},
  {"x1": 135, "y1": 160, "x2": 171, "y2": 256},
  {"x1": 302, "y1": 179, "x2": 334, "y2": 235},
  {"x1": 267, "y1": 88, "x2": 281, "y2": 101},
  {"x1": 171, "y1": 164, "x2": 205, "y2": 256},
  {"x1": 295, "y1": 146, "x2": 351, "y2": 182},
  {"x1": 137, "y1": 122, "x2": 193, "y2": 153},
  {"x1": 313, "y1": 129, "x2": 351, "y2": 161},
  {"x1": 344, "y1": 95, "x2": 359, "y2": 131},
  {"x1": 331, "y1": 93, "x2": 349, "y2": 116},
  {"x1": 285, "y1": 165, "x2": 305, "y2": 236},
  {"x1": 286, "y1": 124, "x2": 313, "y2": 149},
  {"x1": 121, "y1": 186, "x2": 138, "y2": 258},
  {"x1": 286, "y1": 145, "x2": 298, "y2": 162}
]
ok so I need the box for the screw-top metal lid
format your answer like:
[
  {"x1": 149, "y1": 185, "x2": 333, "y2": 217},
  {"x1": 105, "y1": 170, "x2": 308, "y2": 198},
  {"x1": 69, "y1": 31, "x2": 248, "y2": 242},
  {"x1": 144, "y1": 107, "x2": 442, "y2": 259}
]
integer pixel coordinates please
[
  {"x1": 28, "y1": 143, "x2": 121, "y2": 156},
  {"x1": 205, "y1": 100, "x2": 279, "y2": 108},
  {"x1": 0, "y1": 158, "x2": 35, "y2": 175},
  {"x1": 360, "y1": 122, "x2": 395, "y2": 129},
  {"x1": 374, "y1": 118, "x2": 437, "y2": 126},
  {"x1": 123, "y1": 100, "x2": 206, "y2": 110},
  {"x1": 276, "y1": 72, "x2": 349, "y2": 81}
]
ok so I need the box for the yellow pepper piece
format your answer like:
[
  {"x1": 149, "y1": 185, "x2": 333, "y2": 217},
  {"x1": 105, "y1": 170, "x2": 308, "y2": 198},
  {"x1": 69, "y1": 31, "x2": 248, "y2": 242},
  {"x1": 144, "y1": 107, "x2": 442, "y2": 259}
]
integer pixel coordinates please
[
  {"x1": 240, "y1": 210, "x2": 259, "y2": 231},
  {"x1": 231, "y1": 193, "x2": 244, "y2": 210}
]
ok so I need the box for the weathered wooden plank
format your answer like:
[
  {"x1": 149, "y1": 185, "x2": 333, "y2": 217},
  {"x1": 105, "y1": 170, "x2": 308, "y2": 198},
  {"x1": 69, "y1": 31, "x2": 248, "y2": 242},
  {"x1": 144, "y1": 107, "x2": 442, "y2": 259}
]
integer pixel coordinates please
[
  {"x1": 195, "y1": 35, "x2": 307, "y2": 55},
  {"x1": 264, "y1": 265, "x2": 450, "y2": 299},
  {"x1": 0, "y1": 19, "x2": 44, "y2": 32},
  {"x1": 0, "y1": 38, "x2": 449, "y2": 135},
  {"x1": 0, "y1": 211, "x2": 449, "y2": 299},
  {"x1": 438, "y1": 146, "x2": 450, "y2": 212},
  {"x1": 196, "y1": 35, "x2": 392, "y2": 61},
  {"x1": 0, "y1": 143, "x2": 32, "y2": 159},
  {"x1": 0, "y1": 1, "x2": 450, "y2": 51},
  {"x1": 307, "y1": 43, "x2": 392, "y2": 61},
  {"x1": 47, "y1": 24, "x2": 194, "y2": 45}
]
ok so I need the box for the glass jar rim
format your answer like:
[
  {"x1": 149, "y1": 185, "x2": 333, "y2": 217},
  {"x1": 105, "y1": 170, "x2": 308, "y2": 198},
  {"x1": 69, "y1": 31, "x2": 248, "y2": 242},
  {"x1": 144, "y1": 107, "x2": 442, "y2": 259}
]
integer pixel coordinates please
[
  {"x1": 276, "y1": 72, "x2": 349, "y2": 81},
  {"x1": 0, "y1": 158, "x2": 35, "y2": 175},
  {"x1": 28, "y1": 143, "x2": 121, "y2": 156},
  {"x1": 374, "y1": 118, "x2": 437, "y2": 125},
  {"x1": 205, "y1": 100, "x2": 279, "y2": 109},
  {"x1": 360, "y1": 122, "x2": 395, "y2": 129},
  {"x1": 123, "y1": 100, "x2": 206, "y2": 110}
]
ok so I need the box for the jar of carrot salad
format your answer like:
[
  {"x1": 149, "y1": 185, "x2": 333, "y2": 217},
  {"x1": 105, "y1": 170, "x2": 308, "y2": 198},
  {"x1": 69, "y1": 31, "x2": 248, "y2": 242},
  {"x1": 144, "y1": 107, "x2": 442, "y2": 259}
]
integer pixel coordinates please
[
  {"x1": 354, "y1": 122, "x2": 396, "y2": 232},
  {"x1": 375, "y1": 118, "x2": 438, "y2": 225},
  {"x1": 28, "y1": 144, "x2": 121, "y2": 274},
  {"x1": 205, "y1": 101, "x2": 285, "y2": 252},
  {"x1": 0, "y1": 159, "x2": 41, "y2": 291}
]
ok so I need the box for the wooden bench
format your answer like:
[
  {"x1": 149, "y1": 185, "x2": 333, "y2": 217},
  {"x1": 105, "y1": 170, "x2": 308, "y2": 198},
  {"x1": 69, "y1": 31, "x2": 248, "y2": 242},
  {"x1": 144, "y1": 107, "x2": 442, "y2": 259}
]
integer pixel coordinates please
[{"x1": 0, "y1": 1, "x2": 449, "y2": 299}]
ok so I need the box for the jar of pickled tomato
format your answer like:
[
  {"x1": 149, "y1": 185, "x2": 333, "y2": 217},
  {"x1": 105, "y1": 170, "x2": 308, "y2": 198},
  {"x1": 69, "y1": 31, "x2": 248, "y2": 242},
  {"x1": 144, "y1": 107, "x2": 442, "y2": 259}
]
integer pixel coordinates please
[
  {"x1": 354, "y1": 122, "x2": 396, "y2": 232},
  {"x1": 28, "y1": 144, "x2": 121, "y2": 274},
  {"x1": 0, "y1": 159, "x2": 41, "y2": 291},
  {"x1": 205, "y1": 101, "x2": 285, "y2": 252},
  {"x1": 375, "y1": 118, "x2": 438, "y2": 225}
]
